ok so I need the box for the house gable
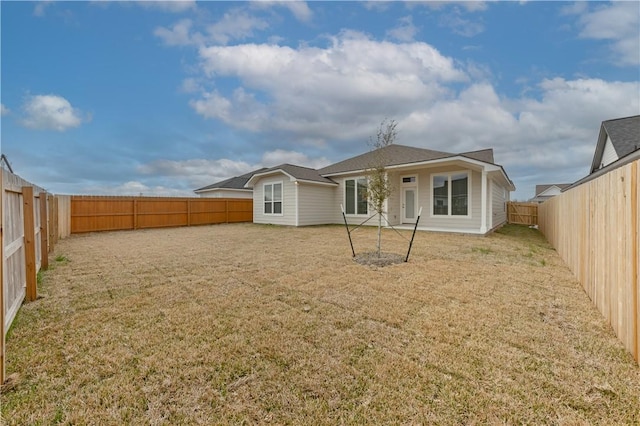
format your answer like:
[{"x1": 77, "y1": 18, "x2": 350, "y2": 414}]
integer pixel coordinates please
[{"x1": 590, "y1": 115, "x2": 640, "y2": 174}]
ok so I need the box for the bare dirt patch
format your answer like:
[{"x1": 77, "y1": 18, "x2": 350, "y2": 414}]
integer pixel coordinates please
[
  {"x1": 353, "y1": 251, "x2": 405, "y2": 267},
  {"x1": 2, "y1": 224, "x2": 639, "y2": 425}
]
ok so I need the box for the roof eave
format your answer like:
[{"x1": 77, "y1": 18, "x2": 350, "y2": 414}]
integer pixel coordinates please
[{"x1": 590, "y1": 123, "x2": 609, "y2": 173}]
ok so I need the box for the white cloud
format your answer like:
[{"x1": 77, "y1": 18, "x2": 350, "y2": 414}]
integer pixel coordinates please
[
  {"x1": 0, "y1": 104, "x2": 10, "y2": 116},
  {"x1": 192, "y1": 32, "x2": 467, "y2": 142},
  {"x1": 137, "y1": 1, "x2": 196, "y2": 13},
  {"x1": 154, "y1": 9, "x2": 269, "y2": 46},
  {"x1": 206, "y1": 8, "x2": 269, "y2": 45},
  {"x1": 33, "y1": 1, "x2": 53, "y2": 17},
  {"x1": 387, "y1": 15, "x2": 419, "y2": 42},
  {"x1": 138, "y1": 158, "x2": 256, "y2": 189},
  {"x1": 439, "y1": 13, "x2": 484, "y2": 37},
  {"x1": 21, "y1": 94, "x2": 85, "y2": 131},
  {"x1": 419, "y1": 1, "x2": 488, "y2": 13},
  {"x1": 251, "y1": 1, "x2": 313, "y2": 22},
  {"x1": 570, "y1": 2, "x2": 640, "y2": 66},
  {"x1": 154, "y1": 18, "x2": 199, "y2": 46},
  {"x1": 85, "y1": 181, "x2": 192, "y2": 197},
  {"x1": 261, "y1": 149, "x2": 330, "y2": 169}
]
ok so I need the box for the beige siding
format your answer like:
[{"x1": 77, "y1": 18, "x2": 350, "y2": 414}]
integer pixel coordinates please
[
  {"x1": 252, "y1": 176, "x2": 296, "y2": 226},
  {"x1": 329, "y1": 166, "x2": 489, "y2": 233},
  {"x1": 416, "y1": 167, "x2": 482, "y2": 232},
  {"x1": 198, "y1": 189, "x2": 252, "y2": 199},
  {"x1": 491, "y1": 179, "x2": 508, "y2": 228},
  {"x1": 297, "y1": 184, "x2": 338, "y2": 226},
  {"x1": 386, "y1": 171, "x2": 402, "y2": 226}
]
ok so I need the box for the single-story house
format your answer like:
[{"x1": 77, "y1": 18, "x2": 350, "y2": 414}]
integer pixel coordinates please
[
  {"x1": 194, "y1": 168, "x2": 267, "y2": 199},
  {"x1": 242, "y1": 144, "x2": 515, "y2": 235},
  {"x1": 529, "y1": 184, "x2": 571, "y2": 203}
]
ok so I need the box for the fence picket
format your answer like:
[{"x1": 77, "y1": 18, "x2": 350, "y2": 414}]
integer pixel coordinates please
[
  {"x1": 539, "y1": 159, "x2": 640, "y2": 365},
  {"x1": 68, "y1": 196, "x2": 253, "y2": 234}
]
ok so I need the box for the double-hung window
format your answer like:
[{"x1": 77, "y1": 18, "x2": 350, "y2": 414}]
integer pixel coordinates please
[
  {"x1": 264, "y1": 182, "x2": 282, "y2": 215},
  {"x1": 432, "y1": 172, "x2": 469, "y2": 216},
  {"x1": 345, "y1": 178, "x2": 368, "y2": 215}
]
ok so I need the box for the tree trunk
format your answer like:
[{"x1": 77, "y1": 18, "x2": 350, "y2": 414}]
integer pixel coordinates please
[{"x1": 377, "y1": 211, "x2": 382, "y2": 257}]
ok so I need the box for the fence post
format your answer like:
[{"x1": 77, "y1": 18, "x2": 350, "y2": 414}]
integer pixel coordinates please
[
  {"x1": 632, "y1": 161, "x2": 638, "y2": 363},
  {"x1": 48, "y1": 194, "x2": 56, "y2": 250},
  {"x1": 187, "y1": 199, "x2": 191, "y2": 227},
  {"x1": 133, "y1": 198, "x2": 138, "y2": 230},
  {"x1": 226, "y1": 200, "x2": 229, "y2": 223},
  {"x1": 39, "y1": 193, "x2": 49, "y2": 270},
  {"x1": 1, "y1": 169, "x2": 5, "y2": 384},
  {"x1": 23, "y1": 186, "x2": 37, "y2": 302}
]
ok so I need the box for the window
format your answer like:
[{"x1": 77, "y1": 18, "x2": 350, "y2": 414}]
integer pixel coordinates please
[
  {"x1": 432, "y1": 172, "x2": 469, "y2": 216},
  {"x1": 264, "y1": 182, "x2": 282, "y2": 215},
  {"x1": 345, "y1": 178, "x2": 368, "y2": 215}
]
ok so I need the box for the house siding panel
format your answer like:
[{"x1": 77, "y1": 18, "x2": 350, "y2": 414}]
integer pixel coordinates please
[
  {"x1": 330, "y1": 166, "x2": 486, "y2": 232},
  {"x1": 198, "y1": 190, "x2": 253, "y2": 199},
  {"x1": 252, "y1": 176, "x2": 296, "y2": 226},
  {"x1": 601, "y1": 136, "x2": 619, "y2": 168},
  {"x1": 417, "y1": 167, "x2": 482, "y2": 232},
  {"x1": 491, "y1": 179, "x2": 508, "y2": 228},
  {"x1": 297, "y1": 184, "x2": 338, "y2": 226}
]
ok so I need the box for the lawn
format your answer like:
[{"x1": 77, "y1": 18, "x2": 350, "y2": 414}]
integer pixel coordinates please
[{"x1": 1, "y1": 224, "x2": 639, "y2": 424}]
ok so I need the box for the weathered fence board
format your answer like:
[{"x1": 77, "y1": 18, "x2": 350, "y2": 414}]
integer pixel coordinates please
[
  {"x1": 69, "y1": 196, "x2": 253, "y2": 234},
  {"x1": 1, "y1": 168, "x2": 52, "y2": 383},
  {"x1": 539, "y1": 159, "x2": 639, "y2": 365},
  {"x1": 507, "y1": 202, "x2": 538, "y2": 225}
]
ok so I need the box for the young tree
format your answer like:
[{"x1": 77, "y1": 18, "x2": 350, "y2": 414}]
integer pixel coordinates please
[{"x1": 367, "y1": 119, "x2": 398, "y2": 257}]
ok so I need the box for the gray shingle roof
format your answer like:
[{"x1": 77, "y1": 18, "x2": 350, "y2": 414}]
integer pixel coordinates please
[
  {"x1": 534, "y1": 184, "x2": 572, "y2": 196},
  {"x1": 195, "y1": 168, "x2": 268, "y2": 192},
  {"x1": 318, "y1": 144, "x2": 495, "y2": 176},
  {"x1": 591, "y1": 115, "x2": 640, "y2": 173},
  {"x1": 460, "y1": 149, "x2": 494, "y2": 164},
  {"x1": 603, "y1": 115, "x2": 640, "y2": 158},
  {"x1": 255, "y1": 164, "x2": 337, "y2": 185}
]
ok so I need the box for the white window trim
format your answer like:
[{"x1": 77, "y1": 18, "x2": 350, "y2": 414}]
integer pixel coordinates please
[
  {"x1": 400, "y1": 174, "x2": 419, "y2": 222},
  {"x1": 344, "y1": 177, "x2": 369, "y2": 216},
  {"x1": 263, "y1": 181, "x2": 284, "y2": 216},
  {"x1": 430, "y1": 170, "x2": 472, "y2": 218}
]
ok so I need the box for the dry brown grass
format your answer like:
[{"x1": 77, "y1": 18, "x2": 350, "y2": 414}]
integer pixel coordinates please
[{"x1": 1, "y1": 223, "x2": 639, "y2": 425}]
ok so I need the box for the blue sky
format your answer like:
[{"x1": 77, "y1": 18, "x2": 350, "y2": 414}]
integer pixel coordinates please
[{"x1": 1, "y1": 1, "x2": 639, "y2": 200}]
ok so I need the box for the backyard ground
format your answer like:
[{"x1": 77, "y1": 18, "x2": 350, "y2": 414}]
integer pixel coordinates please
[{"x1": 1, "y1": 223, "x2": 639, "y2": 424}]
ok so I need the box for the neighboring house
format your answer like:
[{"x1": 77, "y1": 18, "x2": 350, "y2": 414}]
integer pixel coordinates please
[
  {"x1": 529, "y1": 184, "x2": 571, "y2": 203},
  {"x1": 194, "y1": 168, "x2": 267, "y2": 199},
  {"x1": 244, "y1": 144, "x2": 515, "y2": 235},
  {"x1": 568, "y1": 115, "x2": 640, "y2": 189},
  {"x1": 590, "y1": 115, "x2": 640, "y2": 174}
]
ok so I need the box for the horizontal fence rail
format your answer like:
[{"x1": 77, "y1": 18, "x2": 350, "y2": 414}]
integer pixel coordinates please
[
  {"x1": 539, "y1": 160, "x2": 639, "y2": 365},
  {"x1": 507, "y1": 202, "x2": 538, "y2": 225},
  {"x1": 69, "y1": 196, "x2": 253, "y2": 234}
]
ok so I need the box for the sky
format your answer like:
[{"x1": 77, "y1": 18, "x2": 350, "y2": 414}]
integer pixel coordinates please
[{"x1": 1, "y1": 1, "x2": 639, "y2": 201}]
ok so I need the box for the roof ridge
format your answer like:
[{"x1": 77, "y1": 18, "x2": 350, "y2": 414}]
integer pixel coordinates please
[{"x1": 603, "y1": 114, "x2": 640, "y2": 123}]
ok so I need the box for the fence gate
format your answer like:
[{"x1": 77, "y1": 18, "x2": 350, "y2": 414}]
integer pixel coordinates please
[{"x1": 507, "y1": 202, "x2": 538, "y2": 226}]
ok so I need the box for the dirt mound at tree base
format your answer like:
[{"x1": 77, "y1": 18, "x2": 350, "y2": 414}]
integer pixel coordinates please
[{"x1": 354, "y1": 251, "x2": 405, "y2": 267}]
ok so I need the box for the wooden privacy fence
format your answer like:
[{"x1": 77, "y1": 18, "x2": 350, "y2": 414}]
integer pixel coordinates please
[
  {"x1": 507, "y1": 202, "x2": 538, "y2": 225},
  {"x1": 539, "y1": 159, "x2": 639, "y2": 365},
  {"x1": 69, "y1": 196, "x2": 253, "y2": 234},
  {"x1": 1, "y1": 168, "x2": 57, "y2": 384}
]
